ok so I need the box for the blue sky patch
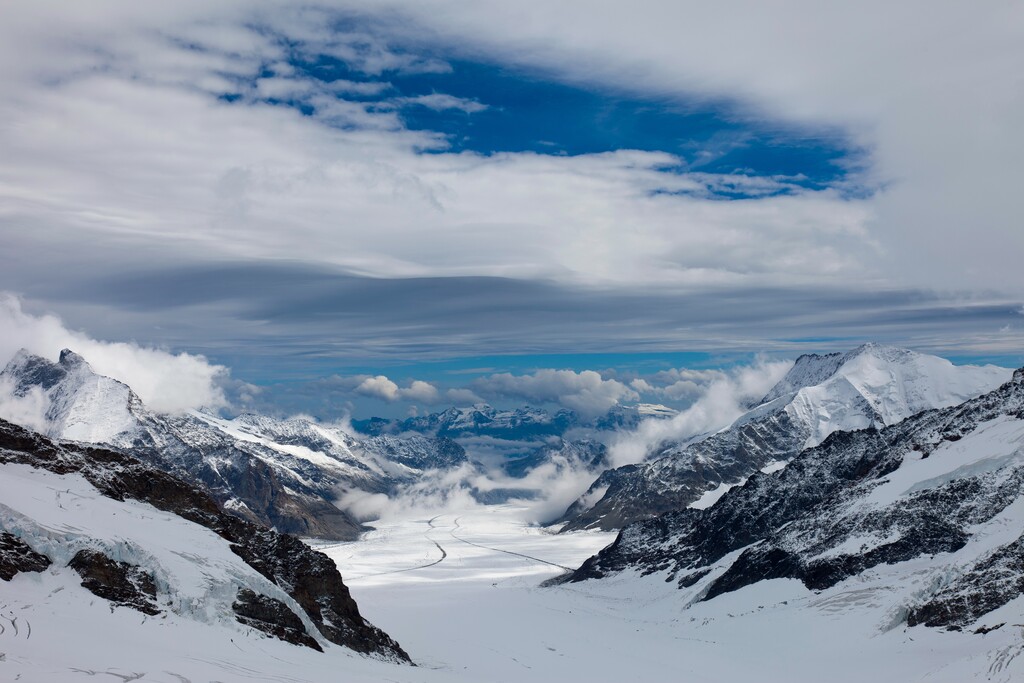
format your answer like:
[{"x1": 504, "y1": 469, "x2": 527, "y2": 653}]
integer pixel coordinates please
[{"x1": 284, "y1": 52, "x2": 862, "y2": 195}]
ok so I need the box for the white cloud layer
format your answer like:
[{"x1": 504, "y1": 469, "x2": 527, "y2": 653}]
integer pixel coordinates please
[
  {"x1": 607, "y1": 358, "x2": 793, "y2": 467},
  {"x1": 0, "y1": 1, "x2": 887, "y2": 299},
  {"x1": 357, "y1": 0, "x2": 1024, "y2": 293},
  {"x1": 473, "y1": 369, "x2": 639, "y2": 418},
  {"x1": 0, "y1": 294, "x2": 228, "y2": 414}
]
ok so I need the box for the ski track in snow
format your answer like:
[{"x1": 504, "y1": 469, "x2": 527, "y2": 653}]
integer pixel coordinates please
[{"x1": 448, "y1": 516, "x2": 573, "y2": 572}]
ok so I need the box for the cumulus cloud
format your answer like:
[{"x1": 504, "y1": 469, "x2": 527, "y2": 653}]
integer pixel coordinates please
[
  {"x1": 354, "y1": 374, "x2": 441, "y2": 403},
  {"x1": 607, "y1": 358, "x2": 793, "y2": 467},
  {"x1": 0, "y1": 294, "x2": 228, "y2": 414},
  {"x1": 446, "y1": 387, "x2": 485, "y2": 405},
  {"x1": 628, "y1": 367, "x2": 728, "y2": 402},
  {"x1": 473, "y1": 369, "x2": 639, "y2": 418}
]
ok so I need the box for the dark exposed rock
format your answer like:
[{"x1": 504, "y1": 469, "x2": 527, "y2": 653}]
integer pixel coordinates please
[
  {"x1": 0, "y1": 532, "x2": 51, "y2": 581},
  {"x1": 122, "y1": 419, "x2": 368, "y2": 542},
  {"x1": 561, "y1": 406, "x2": 814, "y2": 531},
  {"x1": 226, "y1": 527, "x2": 409, "y2": 660},
  {"x1": 703, "y1": 546, "x2": 803, "y2": 601},
  {"x1": 233, "y1": 588, "x2": 322, "y2": 651},
  {"x1": 0, "y1": 418, "x2": 410, "y2": 662},
  {"x1": 907, "y1": 534, "x2": 1024, "y2": 630},
  {"x1": 68, "y1": 549, "x2": 159, "y2": 615}
]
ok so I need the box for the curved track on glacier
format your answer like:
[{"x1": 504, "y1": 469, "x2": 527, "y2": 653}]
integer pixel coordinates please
[{"x1": 343, "y1": 515, "x2": 449, "y2": 581}]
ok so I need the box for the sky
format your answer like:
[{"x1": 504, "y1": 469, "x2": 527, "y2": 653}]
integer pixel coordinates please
[{"x1": 0, "y1": 1, "x2": 1022, "y2": 419}]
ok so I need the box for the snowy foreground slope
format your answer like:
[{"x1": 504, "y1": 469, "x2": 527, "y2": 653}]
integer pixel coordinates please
[
  {"x1": 0, "y1": 349, "x2": 469, "y2": 540},
  {"x1": 12, "y1": 489, "x2": 1024, "y2": 683},
  {"x1": 563, "y1": 344, "x2": 1010, "y2": 531},
  {"x1": 0, "y1": 418, "x2": 410, "y2": 674}
]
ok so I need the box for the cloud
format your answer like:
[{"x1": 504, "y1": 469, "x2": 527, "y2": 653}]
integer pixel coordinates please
[
  {"x1": 629, "y1": 367, "x2": 727, "y2": 402},
  {"x1": 446, "y1": 387, "x2": 485, "y2": 404},
  {"x1": 472, "y1": 369, "x2": 638, "y2": 417},
  {"x1": 0, "y1": 3, "x2": 879, "y2": 296},
  {"x1": 355, "y1": 375, "x2": 402, "y2": 401},
  {"x1": 0, "y1": 294, "x2": 227, "y2": 414},
  {"x1": 354, "y1": 374, "x2": 441, "y2": 403},
  {"x1": 404, "y1": 379, "x2": 441, "y2": 402},
  {"x1": 395, "y1": 93, "x2": 488, "y2": 113},
  {"x1": 355, "y1": 1, "x2": 1024, "y2": 294},
  {"x1": 0, "y1": 1, "x2": 1020, "y2": 396},
  {"x1": 606, "y1": 358, "x2": 793, "y2": 467},
  {"x1": 0, "y1": 377, "x2": 51, "y2": 433}
]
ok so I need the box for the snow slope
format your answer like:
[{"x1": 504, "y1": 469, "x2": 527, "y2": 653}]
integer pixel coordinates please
[{"x1": 0, "y1": 418, "x2": 411, "y2": 680}]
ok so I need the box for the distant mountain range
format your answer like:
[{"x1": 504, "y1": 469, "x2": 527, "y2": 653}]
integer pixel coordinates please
[{"x1": 352, "y1": 402, "x2": 677, "y2": 439}]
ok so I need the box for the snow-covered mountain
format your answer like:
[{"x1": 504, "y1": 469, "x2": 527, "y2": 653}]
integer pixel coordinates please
[
  {"x1": 354, "y1": 404, "x2": 579, "y2": 439},
  {"x1": 564, "y1": 367, "x2": 1024, "y2": 639},
  {"x1": 0, "y1": 418, "x2": 410, "y2": 662},
  {"x1": 0, "y1": 349, "x2": 470, "y2": 540},
  {"x1": 594, "y1": 403, "x2": 678, "y2": 431},
  {"x1": 561, "y1": 344, "x2": 1011, "y2": 531},
  {"x1": 354, "y1": 402, "x2": 677, "y2": 439}
]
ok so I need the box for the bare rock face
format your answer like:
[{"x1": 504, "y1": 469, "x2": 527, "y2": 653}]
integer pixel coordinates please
[
  {"x1": 226, "y1": 526, "x2": 409, "y2": 660},
  {"x1": 233, "y1": 588, "x2": 323, "y2": 651},
  {"x1": 0, "y1": 418, "x2": 411, "y2": 662},
  {"x1": 0, "y1": 532, "x2": 51, "y2": 581},
  {"x1": 907, "y1": 535, "x2": 1024, "y2": 630},
  {"x1": 68, "y1": 549, "x2": 160, "y2": 615}
]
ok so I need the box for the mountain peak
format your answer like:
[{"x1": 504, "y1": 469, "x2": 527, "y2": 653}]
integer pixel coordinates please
[
  {"x1": 760, "y1": 344, "x2": 928, "y2": 406},
  {"x1": 58, "y1": 348, "x2": 88, "y2": 368},
  {"x1": 843, "y1": 342, "x2": 918, "y2": 363}
]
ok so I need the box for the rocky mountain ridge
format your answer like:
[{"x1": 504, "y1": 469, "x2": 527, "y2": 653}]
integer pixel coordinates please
[
  {"x1": 560, "y1": 344, "x2": 1010, "y2": 531},
  {"x1": 0, "y1": 349, "x2": 471, "y2": 540},
  {"x1": 565, "y1": 367, "x2": 1024, "y2": 634},
  {"x1": 353, "y1": 402, "x2": 677, "y2": 439}
]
